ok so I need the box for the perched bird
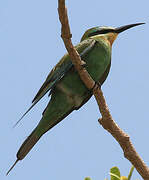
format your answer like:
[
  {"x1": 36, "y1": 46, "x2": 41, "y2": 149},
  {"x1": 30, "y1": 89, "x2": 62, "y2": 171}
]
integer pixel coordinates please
[{"x1": 7, "y1": 23, "x2": 144, "y2": 175}]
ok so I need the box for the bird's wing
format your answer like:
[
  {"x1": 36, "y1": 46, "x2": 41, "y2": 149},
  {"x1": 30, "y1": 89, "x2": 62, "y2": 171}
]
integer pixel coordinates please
[
  {"x1": 13, "y1": 39, "x2": 96, "y2": 127},
  {"x1": 32, "y1": 39, "x2": 96, "y2": 103}
]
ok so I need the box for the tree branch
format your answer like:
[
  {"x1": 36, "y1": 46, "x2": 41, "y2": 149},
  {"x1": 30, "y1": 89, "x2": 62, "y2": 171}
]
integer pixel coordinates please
[{"x1": 58, "y1": 0, "x2": 149, "y2": 179}]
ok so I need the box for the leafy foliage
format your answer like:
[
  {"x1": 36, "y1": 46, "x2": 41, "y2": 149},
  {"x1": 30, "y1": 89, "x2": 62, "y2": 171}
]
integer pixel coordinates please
[{"x1": 84, "y1": 166, "x2": 136, "y2": 180}]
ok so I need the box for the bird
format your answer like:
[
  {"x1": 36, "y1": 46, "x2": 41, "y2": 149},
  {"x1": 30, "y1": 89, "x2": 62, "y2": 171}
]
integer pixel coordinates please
[{"x1": 7, "y1": 23, "x2": 144, "y2": 175}]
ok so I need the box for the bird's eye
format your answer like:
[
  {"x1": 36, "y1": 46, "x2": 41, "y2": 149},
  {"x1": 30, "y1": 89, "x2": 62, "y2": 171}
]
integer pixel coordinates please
[{"x1": 88, "y1": 29, "x2": 114, "y2": 37}]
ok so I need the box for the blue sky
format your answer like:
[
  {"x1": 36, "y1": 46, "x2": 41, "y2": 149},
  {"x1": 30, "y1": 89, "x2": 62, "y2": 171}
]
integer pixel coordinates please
[{"x1": 0, "y1": 0, "x2": 148, "y2": 179}]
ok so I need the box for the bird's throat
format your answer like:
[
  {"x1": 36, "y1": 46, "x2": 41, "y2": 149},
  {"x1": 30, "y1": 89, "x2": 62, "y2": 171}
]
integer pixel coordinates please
[{"x1": 106, "y1": 32, "x2": 118, "y2": 46}]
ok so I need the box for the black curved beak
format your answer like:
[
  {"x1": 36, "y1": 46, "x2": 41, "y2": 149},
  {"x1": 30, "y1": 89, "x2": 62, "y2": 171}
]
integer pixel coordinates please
[{"x1": 115, "y1": 23, "x2": 145, "y2": 33}]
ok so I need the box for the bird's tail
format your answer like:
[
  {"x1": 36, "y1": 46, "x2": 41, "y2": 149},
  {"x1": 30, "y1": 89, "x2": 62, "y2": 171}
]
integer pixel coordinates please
[
  {"x1": 6, "y1": 128, "x2": 41, "y2": 175},
  {"x1": 17, "y1": 129, "x2": 41, "y2": 160},
  {"x1": 7, "y1": 89, "x2": 75, "y2": 175}
]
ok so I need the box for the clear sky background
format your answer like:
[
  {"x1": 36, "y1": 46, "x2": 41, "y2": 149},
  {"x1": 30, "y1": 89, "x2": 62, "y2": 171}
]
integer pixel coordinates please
[{"x1": 0, "y1": 1, "x2": 148, "y2": 180}]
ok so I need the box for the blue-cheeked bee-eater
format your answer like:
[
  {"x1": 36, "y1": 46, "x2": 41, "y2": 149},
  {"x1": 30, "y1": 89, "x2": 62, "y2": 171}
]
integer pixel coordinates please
[{"x1": 7, "y1": 23, "x2": 144, "y2": 175}]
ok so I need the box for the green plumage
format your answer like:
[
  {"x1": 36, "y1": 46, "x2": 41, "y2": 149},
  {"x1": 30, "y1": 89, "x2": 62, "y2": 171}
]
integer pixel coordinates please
[
  {"x1": 7, "y1": 23, "x2": 144, "y2": 174},
  {"x1": 17, "y1": 35, "x2": 111, "y2": 161}
]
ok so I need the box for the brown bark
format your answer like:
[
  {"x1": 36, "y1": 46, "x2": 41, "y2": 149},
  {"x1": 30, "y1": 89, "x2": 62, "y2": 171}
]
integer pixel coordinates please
[{"x1": 58, "y1": 0, "x2": 149, "y2": 179}]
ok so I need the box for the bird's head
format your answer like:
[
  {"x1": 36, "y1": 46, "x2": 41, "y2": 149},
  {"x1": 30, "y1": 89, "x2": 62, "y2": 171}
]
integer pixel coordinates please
[{"x1": 81, "y1": 23, "x2": 145, "y2": 45}]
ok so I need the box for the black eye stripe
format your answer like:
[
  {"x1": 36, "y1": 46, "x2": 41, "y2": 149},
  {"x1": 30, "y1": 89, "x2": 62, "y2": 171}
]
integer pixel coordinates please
[{"x1": 88, "y1": 29, "x2": 115, "y2": 37}]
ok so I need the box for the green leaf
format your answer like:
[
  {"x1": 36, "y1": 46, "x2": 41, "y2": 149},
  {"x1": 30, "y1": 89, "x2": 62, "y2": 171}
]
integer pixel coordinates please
[
  {"x1": 110, "y1": 167, "x2": 121, "y2": 180},
  {"x1": 127, "y1": 166, "x2": 134, "y2": 180},
  {"x1": 84, "y1": 177, "x2": 91, "y2": 180},
  {"x1": 120, "y1": 176, "x2": 128, "y2": 180}
]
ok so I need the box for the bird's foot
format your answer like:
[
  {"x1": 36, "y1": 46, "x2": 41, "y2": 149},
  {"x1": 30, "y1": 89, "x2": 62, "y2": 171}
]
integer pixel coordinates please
[
  {"x1": 80, "y1": 60, "x2": 86, "y2": 68},
  {"x1": 90, "y1": 81, "x2": 101, "y2": 92},
  {"x1": 95, "y1": 81, "x2": 101, "y2": 89}
]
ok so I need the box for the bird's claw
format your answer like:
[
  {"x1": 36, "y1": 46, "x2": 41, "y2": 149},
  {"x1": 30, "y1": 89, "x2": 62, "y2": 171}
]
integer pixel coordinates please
[
  {"x1": 90, "y1": 81, "x2": 101, "y2": 92},
  {"x1": 80, "y1": 60, "x2": 86, "y2": 68},
  {"x1": 95, "y1": 81, "x2": 101, "y2": 88}
]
